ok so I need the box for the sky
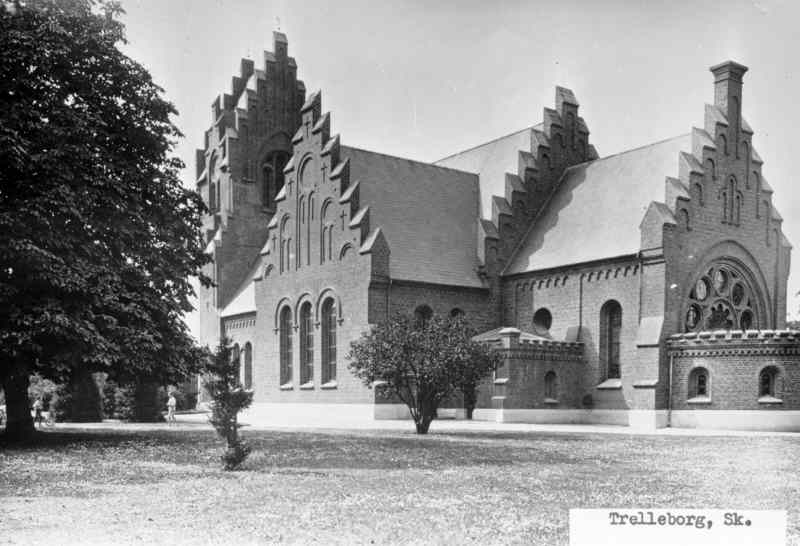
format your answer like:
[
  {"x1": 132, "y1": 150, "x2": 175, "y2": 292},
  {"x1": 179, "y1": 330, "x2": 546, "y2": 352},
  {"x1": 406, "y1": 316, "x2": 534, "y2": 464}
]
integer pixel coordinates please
[{"x1": 119, "y1": 0, "x2": 800, "y2": 319}]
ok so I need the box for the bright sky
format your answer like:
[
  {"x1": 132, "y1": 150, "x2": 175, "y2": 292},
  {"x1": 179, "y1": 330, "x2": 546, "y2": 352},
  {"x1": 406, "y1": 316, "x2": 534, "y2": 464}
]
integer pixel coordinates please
[{"x1": 119, "y1": 0, "x2": 800, "y2": 319}]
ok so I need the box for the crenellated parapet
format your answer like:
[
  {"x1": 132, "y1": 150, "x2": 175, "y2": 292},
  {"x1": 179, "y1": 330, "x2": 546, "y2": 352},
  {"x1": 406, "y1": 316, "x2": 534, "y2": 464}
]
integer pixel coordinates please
[{"x1": 667, "y1": 329, "x2": 800, "y2": 357}]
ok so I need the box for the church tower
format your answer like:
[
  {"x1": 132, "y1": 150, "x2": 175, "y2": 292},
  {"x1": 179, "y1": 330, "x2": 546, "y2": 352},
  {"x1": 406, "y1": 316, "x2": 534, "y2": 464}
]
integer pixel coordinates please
[{"x1": 193, "y1": 32, "x2": 305, "y2": 347}]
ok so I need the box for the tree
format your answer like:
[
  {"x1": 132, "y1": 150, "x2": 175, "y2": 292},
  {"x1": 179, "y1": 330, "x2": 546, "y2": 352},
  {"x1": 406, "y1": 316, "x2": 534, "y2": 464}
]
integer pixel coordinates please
[
  {"x1": 202, "y1": 338, "x2": 254, "y2": 470},
  {"x1": 0, "y1": 0, "x2": 211, "y2": 439},
  {"x1": 348, "y1": 314, "x2": 499, "y2": 434}
]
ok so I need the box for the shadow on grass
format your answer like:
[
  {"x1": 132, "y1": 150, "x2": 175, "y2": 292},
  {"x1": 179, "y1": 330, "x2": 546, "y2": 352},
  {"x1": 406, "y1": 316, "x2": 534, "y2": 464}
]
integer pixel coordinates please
[{"x1": 2, "y1": 426, "x2": 799, "y2": 501}]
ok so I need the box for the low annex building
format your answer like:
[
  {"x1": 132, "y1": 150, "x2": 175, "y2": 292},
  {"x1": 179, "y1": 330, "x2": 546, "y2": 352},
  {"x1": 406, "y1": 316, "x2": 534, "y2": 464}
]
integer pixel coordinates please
[{"x1": 189, "y1": 32, "x2": 798, "y2": 431}]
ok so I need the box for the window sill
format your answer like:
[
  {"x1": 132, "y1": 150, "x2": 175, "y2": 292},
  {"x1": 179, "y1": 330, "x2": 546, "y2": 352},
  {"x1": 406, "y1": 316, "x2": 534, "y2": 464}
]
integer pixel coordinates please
[
  {"x1": 279, "y1": 382, "x2": 293, "y2": 391},
  {"x1": 544, "y1": 398, "x2": 559, "y2": 405},
  {"x1": 758, "y1": 396, "x2": 783, "y2": 405},
  {"x1": 299, "y1": 381, "x2": 314, "y2": 390},
  {"x1": 596, "y1": 379, "x2": 622, "y2": 390},
  {"x1": 494, "y1": 377, "x2": 509, "y2": 385},
  {"x1": 321, "y1": 380, "x2": 338, "y2": 390},
  {"x1": 687, "y1": 396, "x2": 712, "y2": 405}
]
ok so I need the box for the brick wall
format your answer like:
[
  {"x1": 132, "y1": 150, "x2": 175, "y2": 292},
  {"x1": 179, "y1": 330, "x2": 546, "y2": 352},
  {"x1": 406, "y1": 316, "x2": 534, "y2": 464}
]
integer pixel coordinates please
[{"x1": 668, "y1": 330, "x2": 800, "y2": 411}]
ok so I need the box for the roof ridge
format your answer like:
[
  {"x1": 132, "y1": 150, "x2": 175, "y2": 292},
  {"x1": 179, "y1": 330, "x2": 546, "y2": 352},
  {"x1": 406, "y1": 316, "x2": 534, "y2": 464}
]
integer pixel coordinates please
[
  {"x1": 592, "y1": 133, "x2": 692, "y2": 163},
  {"x1": 435, "y1": 124, "x2": 540, "y2": 163},
  {"x1": 341, "y1": 145, "x2": 478, "y2": 179}
]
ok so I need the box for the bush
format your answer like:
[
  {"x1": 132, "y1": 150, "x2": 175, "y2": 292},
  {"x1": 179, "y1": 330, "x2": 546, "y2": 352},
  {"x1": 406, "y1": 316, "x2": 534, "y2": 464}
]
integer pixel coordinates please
[
  {"x1": 349, "y1": 314, "x2": 498, "y2": 434},
  {"x1": 102, "y1": 379, "x2": 118, "y2": 419},
  {"x1": 113, "y1": 384, "x2": 136, "y2": 420},
  {"x1": 202, "y1": 338, "x2": 254, "y2": 470}
]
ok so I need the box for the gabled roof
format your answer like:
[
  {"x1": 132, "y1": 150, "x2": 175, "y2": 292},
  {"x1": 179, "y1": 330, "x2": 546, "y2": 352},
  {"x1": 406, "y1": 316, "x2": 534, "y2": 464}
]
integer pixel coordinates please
[
  {"x1": 505, "y1": 134, "x2": 692, "y2": 275},
  {"x1": 341, "y1": 146, "x2": 483, "y2": 288},
  {"x1": 434, "y1": 124, "x2": 543, "y2": 219}
]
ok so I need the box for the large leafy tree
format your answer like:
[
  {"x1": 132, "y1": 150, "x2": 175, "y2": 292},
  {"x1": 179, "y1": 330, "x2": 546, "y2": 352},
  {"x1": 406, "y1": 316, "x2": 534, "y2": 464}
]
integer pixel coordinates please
[
  {"x1": 0, "y1": 0, "x2": 211, "y2": 439},
  {"x1": 348, "y1": 314, "x2": 499, "y2": 434}
]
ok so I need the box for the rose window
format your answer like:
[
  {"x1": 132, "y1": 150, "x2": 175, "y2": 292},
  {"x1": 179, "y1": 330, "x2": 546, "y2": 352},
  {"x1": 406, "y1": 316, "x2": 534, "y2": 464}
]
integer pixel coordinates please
[{"x1": 685, "y1": 263, "x2": 758, "y2": 332}]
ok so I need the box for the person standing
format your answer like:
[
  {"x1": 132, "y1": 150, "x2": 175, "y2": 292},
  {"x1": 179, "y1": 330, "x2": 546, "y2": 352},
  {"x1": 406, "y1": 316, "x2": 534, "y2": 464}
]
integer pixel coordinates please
[
  {"x1": 166, "y1": 391, "x2": 177, "y2": 424},
  {"x1": 32, "y1": 398, "x2": 43, "y2": 428}
]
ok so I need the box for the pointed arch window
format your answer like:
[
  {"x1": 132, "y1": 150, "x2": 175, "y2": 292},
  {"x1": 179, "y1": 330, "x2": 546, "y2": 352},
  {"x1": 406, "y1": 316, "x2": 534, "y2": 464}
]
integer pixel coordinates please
[
  {"x1": 262, "y1": 151, "x2": 290, "y2": 209},
  {"x1": 279, "y1": 306, "x2": 293, "y2": 385},
  {"x1": 599, "y1": 300, "x2": 622, "y2": 380},
  {"x1": 299, "y1": 302, "x2": 314, "y2": 385},
  {"x1": 321, "y1": 298, "x2": 337, "y2": 384}
]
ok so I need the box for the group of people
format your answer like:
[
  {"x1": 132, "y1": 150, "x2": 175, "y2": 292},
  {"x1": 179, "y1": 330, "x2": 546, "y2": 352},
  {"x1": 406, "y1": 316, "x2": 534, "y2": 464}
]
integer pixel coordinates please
[{"x1": 22, "y1": 388, "x2": 180, "y2": 427}]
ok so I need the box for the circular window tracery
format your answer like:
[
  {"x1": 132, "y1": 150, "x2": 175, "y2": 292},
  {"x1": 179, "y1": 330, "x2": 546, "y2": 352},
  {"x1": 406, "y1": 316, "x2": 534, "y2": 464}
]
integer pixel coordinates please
[{"x1": 685, "y1": 263, "x2": 758, "y2": 332}]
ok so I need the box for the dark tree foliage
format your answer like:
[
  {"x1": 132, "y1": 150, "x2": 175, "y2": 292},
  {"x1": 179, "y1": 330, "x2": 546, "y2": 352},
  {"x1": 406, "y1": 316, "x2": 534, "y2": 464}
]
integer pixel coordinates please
[
  {"x1": 0, "y1": 0, "x2": 211, "y2": 439},
  {"x1": 202, "y1": 338, "x2": 254, "y2": 470},
  {"x1": 348, "y1": 314, "x2": 499, "y2": 434}
]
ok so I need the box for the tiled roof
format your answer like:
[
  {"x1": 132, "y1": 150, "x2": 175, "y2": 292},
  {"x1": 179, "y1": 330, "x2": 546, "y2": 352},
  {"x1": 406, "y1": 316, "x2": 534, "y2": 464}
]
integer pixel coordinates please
[
  {"x1": 505, "y1": 134, "x2": 692, "y2": 275},
  {"x1": 341, "y1": 146, "x2": 483, "y2": 288},
  {"x1": 434, "y1": 124, "x2": 543, "y2": 219}
]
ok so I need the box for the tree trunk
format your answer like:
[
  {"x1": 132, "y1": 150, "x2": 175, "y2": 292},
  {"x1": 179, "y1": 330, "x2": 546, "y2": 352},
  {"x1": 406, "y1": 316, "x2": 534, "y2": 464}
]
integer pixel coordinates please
[
  {"x1": 466, "y1": 406, "x2": 474, "y2": 420},
  {"x1": 2, "y1": 367, "x2": 35, "y2": 440},
  {"x1": 414, "y1": 417, "x2": 432, "y2": 434}
]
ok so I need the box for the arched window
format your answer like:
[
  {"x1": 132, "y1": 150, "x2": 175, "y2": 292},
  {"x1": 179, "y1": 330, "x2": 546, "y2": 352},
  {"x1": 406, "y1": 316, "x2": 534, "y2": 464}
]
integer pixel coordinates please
[
  {"x1": 764, "y1": 202, "x2": 771, "y2": 246},
  {"x1": 759, "y1": 367, "x2": 779, "y2": 398},
  {"x1": 721, "y1": 190, "x2": 728, "y2": 222},
  {"x1": 279, "y1": 306, "x2": 292, "y2": 385},
  {"x1": 262, "y1": 150, "x2": 289, "y2": 208},
  {"x1": 208, "y1": 181, "x2": 217, "y2": 212},
  {"x1": 297, "y1": 195, "x2": 305, "y2": 270},
  {"x1": 735, "y1": 194, "x2": 741, "y2": 225},
  {"x1": 684, "y1": 262, "x2": 760, "y2": 332},
  {"x1": 533, "y1": 308, "x2": 552, "y2": 337},
  {"x1": 232, "y1": 343, "x2": 241, "y2": 385},
  {"x1": 599, "y1": 300, "x2": 622, "y2": 380},
  {"x1": 321, "y1": 298, "x2": 337, "y2": 384},
  {"x1": 705, "y1": 158, "x2": 716, "y2": 181},
  {"x1": 688, "y1": 367, "x2": 709, "y2": 399},
  {"x1": 299, "y1": 302, "x2": 313, "y2": 385},
  {"x1": 544, "y1": 371, "x2": 557, "y2": 400},
  {"x1": 414, "y1": 305, "x2": 433, "y2": 329},
  {"x1": 680, "y1": 208, "x2": 691, "y2": 231},
  {"x1": 717, "y1": 133, "x2": 727, "y2": 156},
  {"x1": 742, "y1": 141, "x2": 750, "y2": 187},
  {"x1": 243, "y1": 342, "x2": 253, "y2": 389},
  {"x1": 320, "y1": 201, "x2": 331, "y2": 264},
  {"x1": 449, "y1": 308, "x2": 465, "y2": 319},
  {"x1": 279, "y1": 215, "x2": 291, "y2": 274},
  {"x1": 694, "y1": 183, "x2": 704, "y2": 206}
]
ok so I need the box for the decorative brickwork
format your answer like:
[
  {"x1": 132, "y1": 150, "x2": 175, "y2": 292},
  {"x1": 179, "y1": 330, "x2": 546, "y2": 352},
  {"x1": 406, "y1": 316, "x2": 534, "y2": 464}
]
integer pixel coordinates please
[{"x1": 188, "y1": 42, "x2": 795, "y2": 431}]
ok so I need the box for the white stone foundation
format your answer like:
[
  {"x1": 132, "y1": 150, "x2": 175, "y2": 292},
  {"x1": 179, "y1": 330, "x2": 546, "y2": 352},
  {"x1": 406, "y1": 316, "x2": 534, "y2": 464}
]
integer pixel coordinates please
[{"x1": 669, "y1": 410, "x2": 800, "y2": 432}]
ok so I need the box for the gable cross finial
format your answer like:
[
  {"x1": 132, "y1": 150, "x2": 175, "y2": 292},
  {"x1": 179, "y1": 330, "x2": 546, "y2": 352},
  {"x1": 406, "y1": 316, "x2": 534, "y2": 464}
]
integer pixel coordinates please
[{"x1": 275, "y1": 16, "x2": 281, "y2": 31}]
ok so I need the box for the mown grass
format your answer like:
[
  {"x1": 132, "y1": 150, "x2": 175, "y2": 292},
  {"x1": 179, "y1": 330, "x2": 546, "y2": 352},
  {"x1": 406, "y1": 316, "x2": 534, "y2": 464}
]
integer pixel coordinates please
[{"x1": 1, "y1": 427, "x2": 799, "y2": 545}]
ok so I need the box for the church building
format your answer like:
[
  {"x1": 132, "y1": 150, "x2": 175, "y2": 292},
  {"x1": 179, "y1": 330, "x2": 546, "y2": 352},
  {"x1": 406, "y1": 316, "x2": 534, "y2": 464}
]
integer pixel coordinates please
[{"x1": 190, "y1": 32, "x2": 799, "y2": 431}]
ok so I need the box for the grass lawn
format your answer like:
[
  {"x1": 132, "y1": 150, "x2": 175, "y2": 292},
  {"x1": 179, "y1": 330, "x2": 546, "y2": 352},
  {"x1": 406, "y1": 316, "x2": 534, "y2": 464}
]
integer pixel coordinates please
[{"x1": 1, "y1": 425, "x2": 799, "y2": 545}]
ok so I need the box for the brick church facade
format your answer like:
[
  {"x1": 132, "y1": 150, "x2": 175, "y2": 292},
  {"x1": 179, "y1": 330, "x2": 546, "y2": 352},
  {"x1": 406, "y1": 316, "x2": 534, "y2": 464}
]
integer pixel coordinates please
[{"x1": 189, "y1": 32, "x2": 798, "y2": 431}]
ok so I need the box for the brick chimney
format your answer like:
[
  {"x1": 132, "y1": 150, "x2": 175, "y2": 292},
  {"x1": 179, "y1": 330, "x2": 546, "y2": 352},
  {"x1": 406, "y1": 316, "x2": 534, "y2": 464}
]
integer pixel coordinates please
[{"x1": 710, "y1": 61, "x2": 748, "y2": 146}]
